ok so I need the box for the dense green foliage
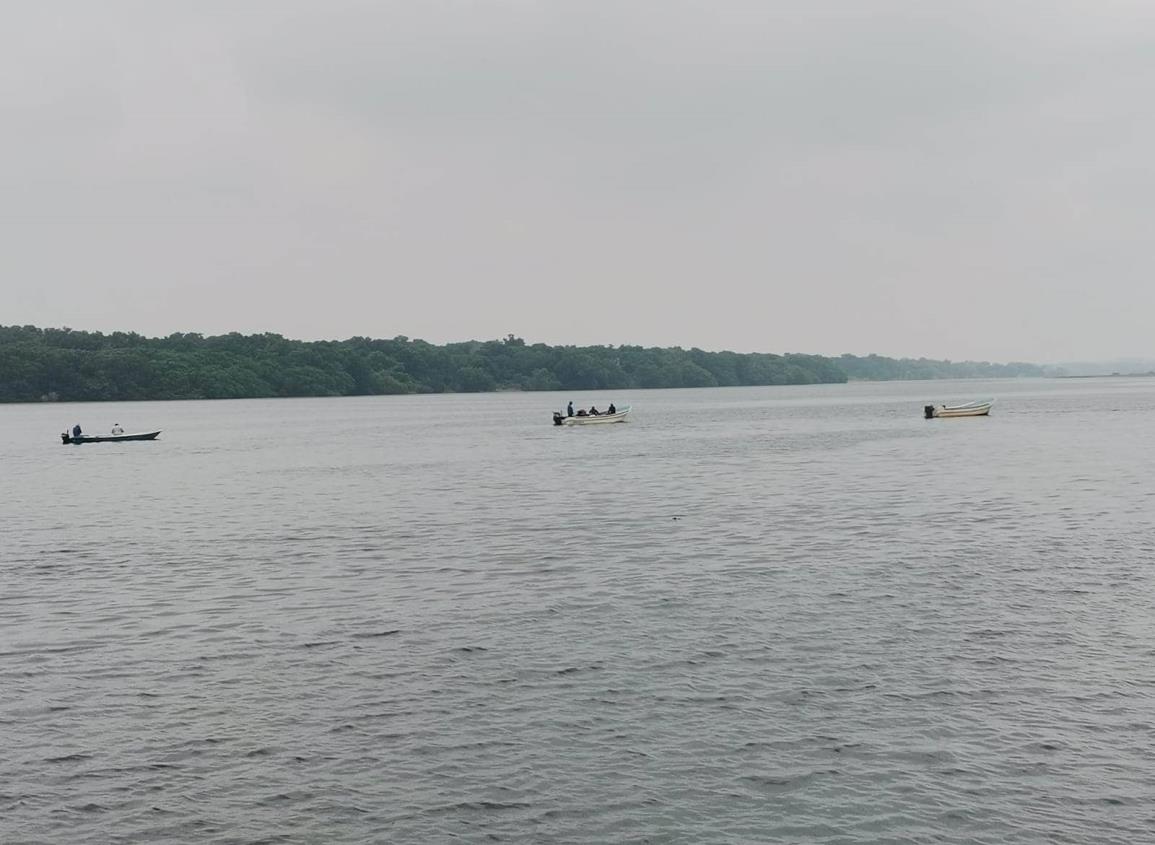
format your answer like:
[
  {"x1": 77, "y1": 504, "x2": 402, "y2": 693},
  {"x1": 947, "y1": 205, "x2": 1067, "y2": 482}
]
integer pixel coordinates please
[{"x1": 0, "y1": 325, "x2": 1047, "y2": 403}]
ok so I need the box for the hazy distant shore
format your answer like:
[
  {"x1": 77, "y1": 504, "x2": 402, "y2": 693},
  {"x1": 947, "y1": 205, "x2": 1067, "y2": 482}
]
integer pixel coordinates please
[{"x1": 0, "y1": 325, "x2": 1053, "y2": 404}]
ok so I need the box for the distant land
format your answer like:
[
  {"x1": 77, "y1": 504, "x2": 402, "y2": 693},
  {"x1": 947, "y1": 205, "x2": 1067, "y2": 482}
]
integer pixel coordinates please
[
  {"x1": 1054, "y1": 358, "x2": 1155, "y2": 378},
  {"x1": 0, "y1": 325, "x2": 1054, "y2": 403}
]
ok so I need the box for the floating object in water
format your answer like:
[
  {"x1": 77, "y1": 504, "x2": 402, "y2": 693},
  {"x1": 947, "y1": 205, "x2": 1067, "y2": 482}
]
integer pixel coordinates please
[
  {"x1": 552, "y1": 406, "x2": 631, "y2": 426},
  {"x1": 924, "y1": 400, "x2": 993, "y2": 419},
  {"x1": 61, "y1": 430, "x2": 162, "y2": 444}
]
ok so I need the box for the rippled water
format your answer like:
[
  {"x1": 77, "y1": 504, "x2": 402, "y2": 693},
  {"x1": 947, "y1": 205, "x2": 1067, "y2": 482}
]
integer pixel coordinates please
[{"x1": 4, "y1": 378, "x2": 1155, "y2": 843}]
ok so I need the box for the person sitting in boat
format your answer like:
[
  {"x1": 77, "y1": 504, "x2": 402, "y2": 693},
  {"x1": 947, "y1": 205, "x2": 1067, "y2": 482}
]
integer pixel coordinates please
[
  {"x1": 588, "y1": 406, "x2": 600, "y2": 416},
  {"x1": 607, "y1": 403, "x2": 616, "y2": 414},
  {"x1": 111, "y1": 423, "x2": 124, "y2": 435},
  {"x1": 567, "y1": 401, "x2": 574, "y2": 417},
  {"x1": 72, "y1": 424, "x2": 82, "y2": 438}
]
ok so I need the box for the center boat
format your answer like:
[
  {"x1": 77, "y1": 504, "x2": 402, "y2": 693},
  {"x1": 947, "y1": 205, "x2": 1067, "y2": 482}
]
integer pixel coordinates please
[{"x1": 552, "y1": 406, "x2": 631, "y2": 426}]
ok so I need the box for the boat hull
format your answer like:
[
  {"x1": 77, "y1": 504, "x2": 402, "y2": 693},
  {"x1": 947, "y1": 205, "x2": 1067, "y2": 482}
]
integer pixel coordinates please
[
  {"x1": 62, "y1": 430, "x2": 162, "y2": 444},
  {"x1": 924, "y1": 402, "x2": 993, "y2": 419}
]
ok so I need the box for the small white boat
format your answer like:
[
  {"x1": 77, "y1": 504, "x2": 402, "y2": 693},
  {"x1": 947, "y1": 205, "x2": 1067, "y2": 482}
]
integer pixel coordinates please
[
  {"x1": 553, "y1": 406, "x2": 631, "y2": 426},
  {"x1": 924, "y1": 400, "x2": 993, "y2": 419}
]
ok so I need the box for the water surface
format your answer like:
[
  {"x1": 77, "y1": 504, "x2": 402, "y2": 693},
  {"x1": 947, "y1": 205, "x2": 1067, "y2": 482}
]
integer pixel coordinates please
[{"x1": 3, "y1": 378, "x2": 1155, "y2": 843}]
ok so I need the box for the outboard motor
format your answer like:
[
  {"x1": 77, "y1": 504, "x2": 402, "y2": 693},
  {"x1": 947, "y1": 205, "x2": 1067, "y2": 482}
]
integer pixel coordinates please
[
  {"x1": 552, "y1": 411, "x2": 564, "y2": 426},
  {"x1": 61, "y1": 432, "x2": 70, "y2": 444},
  {"x1": 924, "y1": 405, "x2": 936, "y2": 420}
]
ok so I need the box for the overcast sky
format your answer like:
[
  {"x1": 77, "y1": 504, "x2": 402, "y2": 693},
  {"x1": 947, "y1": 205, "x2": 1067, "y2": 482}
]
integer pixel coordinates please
[{"x1": 2, "y1": 1, "x2": 1152, "y2": 362}]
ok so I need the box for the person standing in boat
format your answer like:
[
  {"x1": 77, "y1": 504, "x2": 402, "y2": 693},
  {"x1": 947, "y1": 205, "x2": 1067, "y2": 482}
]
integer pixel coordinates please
[
  {"x1": 567, "y1": 401, "x2": 574, "y2": 417},
  {"x1": 72, "y1": 424, "x2": 82, "y2": 438},
  {"x1": 111, "y1": 423, "x2": 124, "y2": 435}
]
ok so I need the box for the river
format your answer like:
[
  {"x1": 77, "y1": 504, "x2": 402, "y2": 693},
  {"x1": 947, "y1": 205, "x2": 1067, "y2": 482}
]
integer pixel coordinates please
[{"x1": 3, "y1": 378, "x2": 1154, "y2": 843}]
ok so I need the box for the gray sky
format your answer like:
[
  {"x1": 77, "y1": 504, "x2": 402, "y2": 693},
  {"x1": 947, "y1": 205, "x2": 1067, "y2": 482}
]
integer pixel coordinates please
[{"x1": 2, "y1": 1, "x2": 1152, "y2": 362}]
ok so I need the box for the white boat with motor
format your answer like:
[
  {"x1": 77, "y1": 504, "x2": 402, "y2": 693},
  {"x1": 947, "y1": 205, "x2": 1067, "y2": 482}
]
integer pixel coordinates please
[
  {"x1": 552, "y1": 405, "x2": 631, "y2": 426},
  {"x1": 924, "y1": 399, "x2": 994, "y2": 419}
]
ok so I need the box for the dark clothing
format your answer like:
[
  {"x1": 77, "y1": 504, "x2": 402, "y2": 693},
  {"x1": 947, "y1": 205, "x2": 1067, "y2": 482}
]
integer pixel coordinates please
[
  {"x1": 608, "y1": 404, "x2": 616, "y2": 414},
  {"x1": 72, "y1": 424, "x2": 82, "y2": 438},
  {"x1": 567, "y1": 402, "x2": 574, "y2": 417}
]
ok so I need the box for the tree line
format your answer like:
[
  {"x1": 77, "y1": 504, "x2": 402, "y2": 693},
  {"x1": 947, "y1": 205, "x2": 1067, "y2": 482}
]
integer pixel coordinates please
[{"x1": 0, "y1": 325, "x2": 1049, "y2": 403}]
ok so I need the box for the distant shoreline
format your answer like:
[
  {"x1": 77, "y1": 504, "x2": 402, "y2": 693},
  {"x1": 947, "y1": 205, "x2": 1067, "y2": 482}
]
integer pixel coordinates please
[
  {"x1": 0, "y1": 325, "x2": 1054, "y2": 404},
  {"x1": 15, "y1": 376, "x2": 1064, "y2": 406}
]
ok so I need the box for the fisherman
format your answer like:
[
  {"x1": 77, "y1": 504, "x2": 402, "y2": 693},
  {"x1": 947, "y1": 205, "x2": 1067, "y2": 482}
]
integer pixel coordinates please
[
  {"x1": 588, "y1": 406, "x2": 600, "y2": 416},
  {"x1": 566, "y1": 401, "x2": 574, "y2": 417},
  {"x1": 111, "y1": 423, "x2": 124, "y2": 435},
  {"x1": 72, "y1": 424, "x2": 82, "y2": 438},
  {"x1": 607, "y1": 403, "x2": 616, "y2": 414}
]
